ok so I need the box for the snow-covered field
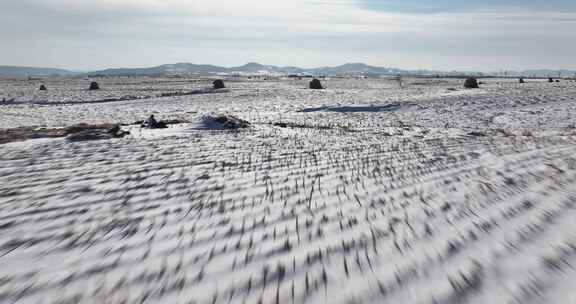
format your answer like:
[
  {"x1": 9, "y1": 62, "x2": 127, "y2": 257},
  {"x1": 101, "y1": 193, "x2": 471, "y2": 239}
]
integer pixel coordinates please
[
  {"x1": 1, "y1": 77, "x2": 576, "y2": 303},
  {"x1": 0, "y1": 77, "x2": 220, "y2": 104}
]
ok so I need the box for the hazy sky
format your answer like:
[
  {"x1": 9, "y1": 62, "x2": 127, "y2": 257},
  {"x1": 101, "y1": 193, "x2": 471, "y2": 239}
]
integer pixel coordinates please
[{"x1": 1, "y1": 0, "x2": 575, "y2": 71}]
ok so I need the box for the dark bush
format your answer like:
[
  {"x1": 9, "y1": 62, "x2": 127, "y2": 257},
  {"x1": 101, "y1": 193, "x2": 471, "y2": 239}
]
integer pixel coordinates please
[
  {"x1": 464, "y1": 77, "x2": 479, "y2": 89},
  {"x1": 519, "y1": 78, "x2": 525, "y2": 84},
  {"x1": 309, "y1": 78, "x2": 323, "y2": 89},
  {"x1": 89, "y1": 82, "x2": 100, "y2": 90},
  {"x1": 39, "y1": 84, "x2": 47, "y2": 91},
  {"x1": 213, "y1": 79, "x2": 225, "y2": 89}
]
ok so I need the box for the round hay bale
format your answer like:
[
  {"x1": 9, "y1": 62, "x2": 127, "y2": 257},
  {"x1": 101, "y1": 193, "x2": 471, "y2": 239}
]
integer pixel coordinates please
[
  {"x1": 464, "y1": 77, "x2": 479, "y2": 89},
  {"x1": 89, "y1": 82, "x2": 100, "y2": 90},
  {"x1": 213, "y1": 79, "x2": 225, "y2": 89},
  {"x1": 309, "y1": 78, "x2": 323, "y2": 89}
]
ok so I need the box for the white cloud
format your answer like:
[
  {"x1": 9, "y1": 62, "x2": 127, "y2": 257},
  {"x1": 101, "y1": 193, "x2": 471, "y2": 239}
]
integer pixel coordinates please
[{"x1": 1, "y1": 0, "x2": 575, "y2": 70}]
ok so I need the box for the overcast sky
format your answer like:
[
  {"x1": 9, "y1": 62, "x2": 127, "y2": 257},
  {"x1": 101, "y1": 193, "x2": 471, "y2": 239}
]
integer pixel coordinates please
[{"x1": 1, "y1": 0, "x2": 575, "y2": 71}]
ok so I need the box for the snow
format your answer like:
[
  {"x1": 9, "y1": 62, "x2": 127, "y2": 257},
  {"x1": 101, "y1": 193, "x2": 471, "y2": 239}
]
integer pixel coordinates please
[{"x1": 1, "y1": 76, "x2": 576, "y2": 303}]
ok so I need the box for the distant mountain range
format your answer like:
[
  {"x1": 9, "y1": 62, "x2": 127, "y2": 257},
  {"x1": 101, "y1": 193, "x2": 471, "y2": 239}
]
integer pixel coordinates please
[
  {"x1": 88, "y1": 62, "x2": 424, "y2": 77},
  {"x1": 1, "y1": 63, "x2": 575, "y2": 78}
]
